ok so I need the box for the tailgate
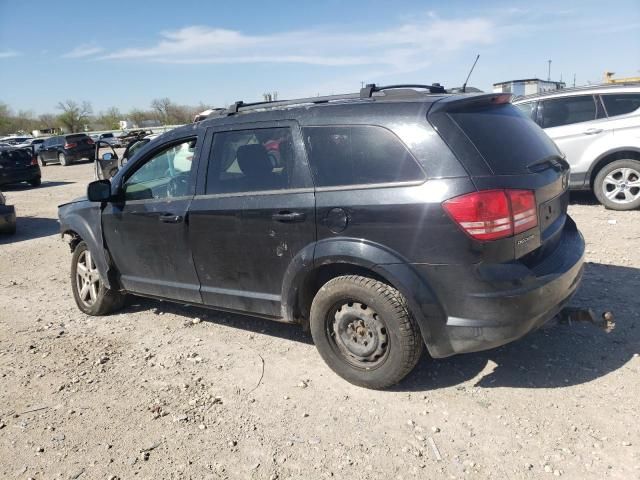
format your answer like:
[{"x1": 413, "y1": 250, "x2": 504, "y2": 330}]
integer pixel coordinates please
[
  {"x1": 429, "y1": 94, "x2": 571, "y2": 261},
  {"x1": 0, "y1": 148, "x2": 33, "y2": 170}
]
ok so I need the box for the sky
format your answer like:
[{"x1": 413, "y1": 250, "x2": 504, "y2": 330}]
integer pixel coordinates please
[{"x1": 1, "y1": 0, "x2": 639, "y2": 115}]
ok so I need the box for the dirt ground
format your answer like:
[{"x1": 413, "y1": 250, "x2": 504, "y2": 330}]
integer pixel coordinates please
[{"x1": 1, "y1": 160, "x2": 639, "y2": 480}]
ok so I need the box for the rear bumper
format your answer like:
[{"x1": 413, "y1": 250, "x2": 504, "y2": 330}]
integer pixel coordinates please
[
  {"x1": 0, "y1": 165, "x2": 41, "y2": 186},
  {"x1": 417, "y1": 217, "x2": 585, "y2": 357},
  {"x1": 0, "y1": 204, "x2": 16, "y2": 233},
  {"x1": 66, "y1": 150, "x2": 93, "y2": 162}
]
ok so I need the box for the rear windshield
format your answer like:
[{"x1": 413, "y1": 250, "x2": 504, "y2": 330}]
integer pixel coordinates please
[
  {"x1": 448, "y1": 104, "x2": 560, "y2": 174},
  {"x1": 0, "y1": 149, "x2": 31, "y2": 162},
  {"x1": 66, "y1": 134, "x2": 89, "y2": 141}
]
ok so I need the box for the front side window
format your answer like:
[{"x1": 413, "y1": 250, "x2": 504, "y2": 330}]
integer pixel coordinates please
[
  {"x1": 123, "y1": 138, "x2": 196, "y2": 200},
  {"x1": 601, "y1": 93, "x2": 640, "y2": 117},
  {"x1": 540, "y1": 95, "x2": 597, "y2": 128},
  {"x1": 302, "y1": 125, "x2": 424, "y2": 187},
  {"x1": 205, "y1": 127, "x2": 297, "y2": 194}
]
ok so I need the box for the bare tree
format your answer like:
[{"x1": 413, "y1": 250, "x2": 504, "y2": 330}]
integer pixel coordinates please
[
  {"x1": 151, "y1": 97, "x2": 172, "y2": 124},
  {"x1": 57, "y1": 100, "x2": 92, "y2": 133},
  {"x1": 95, "y1": 107, "x2": 122, "y2": 130}
]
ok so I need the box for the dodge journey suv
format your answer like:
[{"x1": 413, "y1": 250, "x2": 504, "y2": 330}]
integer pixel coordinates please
[
  {"x1": 58, "y1": 85, "x2": 585, "y2": 389},
  {"x1": 514, "y1": 84, "x2": 640, "y2": 210}
]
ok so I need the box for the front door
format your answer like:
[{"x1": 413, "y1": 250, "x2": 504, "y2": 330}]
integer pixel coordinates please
[
  {"x1": 102, "y1": 136, "x2": 202, "y2": 303},
  {"x1": 188, "y1": 122, "x2": 316, "y2": 318}
]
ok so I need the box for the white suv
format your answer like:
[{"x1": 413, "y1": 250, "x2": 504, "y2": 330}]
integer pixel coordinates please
[{"x1": 514, "y1": 84, "x2": 640, "y2": 210}]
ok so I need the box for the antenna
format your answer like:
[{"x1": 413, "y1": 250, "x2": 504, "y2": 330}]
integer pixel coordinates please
[{"x1": 462, "y1": 54, "x2": 480, "y2": 93}]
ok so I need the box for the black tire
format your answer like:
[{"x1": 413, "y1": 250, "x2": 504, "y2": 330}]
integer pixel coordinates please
[
  {"x1": 70, "y1": 241, "x2": 126, "y2": 315},
  {"x1": 58, "y1": 152, "x2": 68, "y2": 166},
  {"x1": 593, "y1": 159, "x2": 640, "y2": 211},
  {"x1": 37, "y1": 154, "x2": 47, "y2": 167},
  {"x1": 28, "y1": 177, "x2": 41, "y2": 187},
  {"x1": 0, "y1": 222, "x2": 16, "y2": 235},
  {"x1": 310, "y1": 275, "x2": 423, "y2": 389}
]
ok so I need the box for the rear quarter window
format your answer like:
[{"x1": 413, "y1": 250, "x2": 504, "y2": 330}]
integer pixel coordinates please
[
  {"x1": 302, "y1": 125, "x2": 425, "y2": 187},
  {"x1": 601, "y1": 93, "x2": 640, "y2": 117}
]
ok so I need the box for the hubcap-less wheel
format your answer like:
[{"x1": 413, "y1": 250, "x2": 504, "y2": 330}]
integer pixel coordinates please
[
  {"x1": 75, "y1": 249, "x2": 101, "y2": 307},
  {"x1": 330, "y1": 302, "x2": 389, "y2": 368},
  {"x1": 59, "y1": 153, "x2": 68, "y2": 166},
  {"x1": 602, "y1": 167, "x2": 640, "y2": 205}
]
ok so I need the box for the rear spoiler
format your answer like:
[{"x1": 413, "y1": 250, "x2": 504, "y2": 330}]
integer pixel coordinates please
[{"x1": 430, "y1": 93, "x2": 513, "y2": 113}]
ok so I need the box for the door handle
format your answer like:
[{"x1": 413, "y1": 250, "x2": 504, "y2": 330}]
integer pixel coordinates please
[
  {"x1": 159, "y1": 213, "x2": 183, "y2": 224},
  {"x1": 272, "y1": 211, "x2": 306, "y2": 223},
  {"x1": 583, "y1": 128, "x2": 603, "y2": 135}
]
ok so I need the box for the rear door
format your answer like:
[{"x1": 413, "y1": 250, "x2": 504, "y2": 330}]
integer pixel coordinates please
[{"x1": 188, "y1": 121, "x2": 316, "y2": 318}]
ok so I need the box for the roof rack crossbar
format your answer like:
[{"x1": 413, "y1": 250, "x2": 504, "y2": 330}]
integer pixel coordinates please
[
  {"x1": 225, "y1": 92, "x2": 363, "y2": 116},
  {"x1": 360, "y1": 83, "x2": 446, "y2": 98}
]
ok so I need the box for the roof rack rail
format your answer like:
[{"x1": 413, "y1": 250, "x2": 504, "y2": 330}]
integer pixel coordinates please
[
  {"x1": 225, "y1": 92, "x2": 362, "y2": 116},
  {"x1": 359, "y1": 83, "x2": 446, "y2": 98}
]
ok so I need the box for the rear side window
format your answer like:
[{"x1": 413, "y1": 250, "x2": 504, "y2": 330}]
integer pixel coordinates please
[
  {"x1": 539, "y1": 95, "x2": 598, "y2": 128},
  {"x1": 206, "y1": 127, "x2": 298, "y2": 194},
  {"x1": 448, "y1": 103, "x2": 560, "y2": 175},
  {"x1": 302, "y1": 125, "x2": 424, "y2": 187},
  {"x1": 601, "y1": 93, "x2": 640, "y2": 117}
]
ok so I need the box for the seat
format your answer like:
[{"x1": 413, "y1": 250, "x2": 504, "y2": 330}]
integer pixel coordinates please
[{"x1": 236, "y1": 144, "x2": 281, "y2": 190}]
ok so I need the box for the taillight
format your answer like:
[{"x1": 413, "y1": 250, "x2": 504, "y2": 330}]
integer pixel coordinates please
[
  {"x1": 507, "y1": 190, "x2": 537, "y2": 234},
  {"x1": 64, "y1": 142, "x2": 77, "y2": 149},
  {"x1": 31, "y1": 155, "x2": 38, "y2": 165},
  {"x1": 86, "y1": 138, "x2": 94, "y2": 145},
  {"x1": 443, "y1": 189, "x2": 538, "y2": 241}
]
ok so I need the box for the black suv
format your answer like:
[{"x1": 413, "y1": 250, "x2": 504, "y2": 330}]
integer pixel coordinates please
[
  {"x1": 58, "y1": 85, "x2": 584, "y2": 389},
  {"x1": 38, "y1": 134, "x2": 95, "y2": 166},
  {"x1": 0, "y1": 146, "x2": 41, "y2": 187}
]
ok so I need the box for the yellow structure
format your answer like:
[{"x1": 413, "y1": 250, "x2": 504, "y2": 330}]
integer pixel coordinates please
[{"x1": 604, "y1": 71, "x2": 640, "y2": 84}]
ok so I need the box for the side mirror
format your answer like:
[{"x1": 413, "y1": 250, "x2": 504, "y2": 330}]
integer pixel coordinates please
[
  {"x1": 87, "y1": 180, "x2": 112, "y2": 202},
  {"x1": 102, "y1": 152, "x2": 115, "y2": 161}
]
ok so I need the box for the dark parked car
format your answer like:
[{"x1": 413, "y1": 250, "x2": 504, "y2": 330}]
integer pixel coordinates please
[
  {"x1": 0, "y1": 190, "x2": 16, "y2": 234},
  {"x1": 0, "y1": 146, "x2": 41, "y2": 187},
  {"x1": 58, "y1": 85, "x2": 584, "y2": 389},
  {"x1": 38, "y1": 134, "x2": 94, "y2": 166}
]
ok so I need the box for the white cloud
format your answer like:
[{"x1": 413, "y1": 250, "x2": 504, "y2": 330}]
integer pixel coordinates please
[
  {"x1": 100, "y1": 17, "x2": 496, "y2": 73},
  {"x1": 62, "y1": 44, "x2": 104, "y2": 58},
  {"x1": 0, "y1": 49, "x2": 20, "y2": 59}
]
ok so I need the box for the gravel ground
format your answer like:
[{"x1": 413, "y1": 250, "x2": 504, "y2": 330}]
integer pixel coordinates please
[{"x1": 1, "y1": 161, "x2": 639, "y2": 480}]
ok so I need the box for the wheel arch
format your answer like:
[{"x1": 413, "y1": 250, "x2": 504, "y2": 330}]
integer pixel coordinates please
[
  {"x1": 588, "y1": 148, "x2": 640, "y2": 189},
  {"x1": 280, "y1": 238, "x2": 448, "y2": 357},
  {"x1": 59, "y1": 208, "x2": 116, "y2": 290}
]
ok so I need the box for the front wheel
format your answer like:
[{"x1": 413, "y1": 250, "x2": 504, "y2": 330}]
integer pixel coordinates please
[
  {"x1": 58, "y1": 152, "x2": 69, "y2": 166},
  {"x1": 71, "y1": 241, "x2": 126, "y2": 315},
  {"x1": 594, "y1": 159, "x2": 640, "y2": 210},
  {"x1": 310, "y1": 275, "x2": 423, "y2": 389}
]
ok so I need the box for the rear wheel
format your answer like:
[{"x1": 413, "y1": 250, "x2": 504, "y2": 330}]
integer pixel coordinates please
[
  {"x1": 310, "y1": 275, "x2": 423, "y2": 389},
  {"x1": 58, "y1": 152, "x2": 68, "y2": 166},
  {"x1": 28, "y1": 177, "x2": 41, "y2": 187},
  {"x1": 71, "y1": 241, "x2": 126, "y2": 315},
  {"x1": 37, "y1": 154, "x2": 47, "y2": 167},
  {"x1": 594, "y1": 159, "x2": 640, "y2": 210}
]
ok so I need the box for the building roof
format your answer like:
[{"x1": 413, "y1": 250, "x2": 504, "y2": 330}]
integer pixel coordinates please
[{"x1": 493, "y1": 78, "x2": 565, "y2": 87}]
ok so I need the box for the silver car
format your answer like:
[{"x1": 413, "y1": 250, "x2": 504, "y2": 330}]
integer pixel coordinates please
[{"x1": 514, "y1": 84, "x2": 640, "y2": 210}]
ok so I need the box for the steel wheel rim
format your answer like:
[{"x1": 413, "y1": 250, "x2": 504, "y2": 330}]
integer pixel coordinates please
[
  {"x1": 76, "y1": 249, "x2": 100, "y2": 307},
  {"x1": 327, "y1": 301, "x2": 389, "y2": 369},
  {"x1": 602, "y1": 167, "x2": 640, "y2": 204}
]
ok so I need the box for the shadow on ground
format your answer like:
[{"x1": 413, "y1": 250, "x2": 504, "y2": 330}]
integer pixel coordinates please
[
  {"x1": 395, "y1": 262, "x2": 639, "y2": 391},
  {"x1": 0, "y1": 217, "x2": 60, "y2": 244},
  {"x1": 120, "y1": 262, "x2": 638, "y2": 391},
  {"x1": 2, "y1": 180, "x2": 74, "y2": 191},
  {"x1": 569, "y1": 190, "x2": 600, "y2": 206}
]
